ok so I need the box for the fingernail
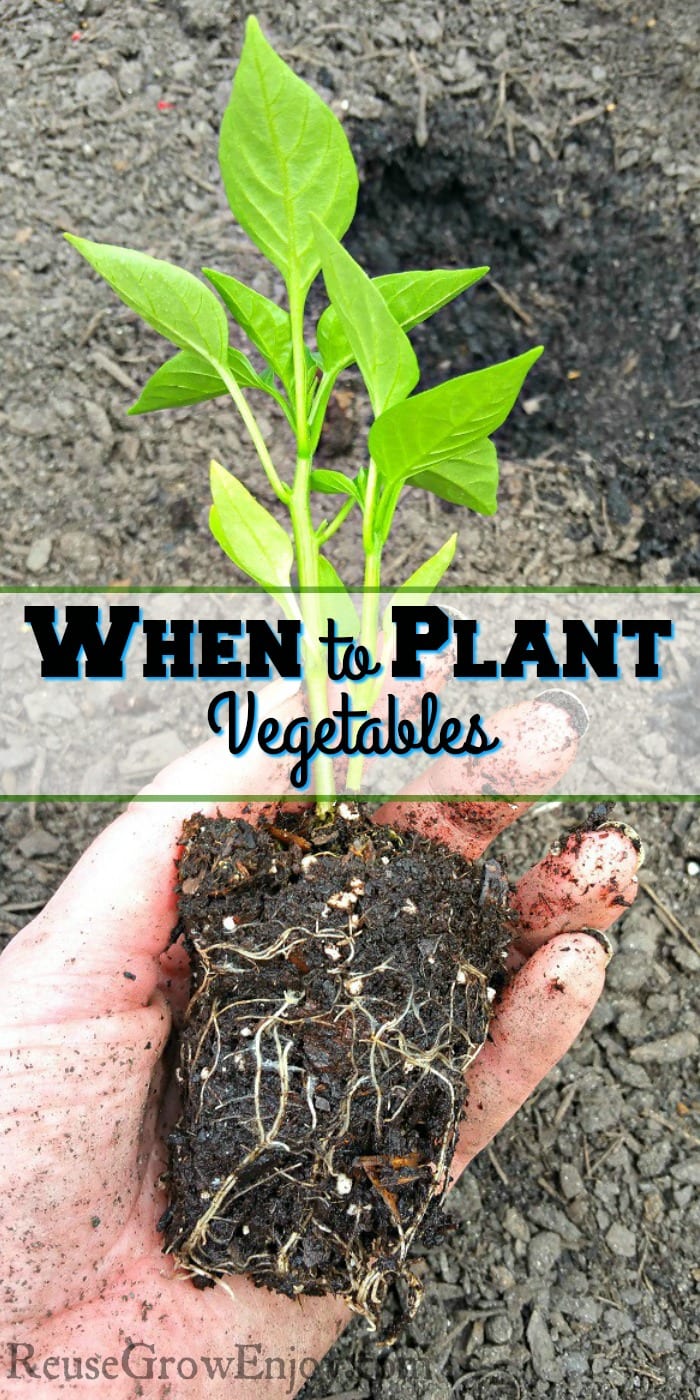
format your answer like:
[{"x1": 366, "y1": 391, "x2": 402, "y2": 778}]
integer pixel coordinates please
[
  {"x1": 598, "y1": 820, "x2": 645, "y2": 870},
  {"x1": 578, "y1": 926, "x2": 615, "y2": 965},
  {"x1": 534, "y1": 689, "x2": 589, "y2": 737}
]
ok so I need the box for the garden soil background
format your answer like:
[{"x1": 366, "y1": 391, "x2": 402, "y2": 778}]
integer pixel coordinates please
[{"x1": 1, "y1": 1, "x2": 698, "y2": 1396}]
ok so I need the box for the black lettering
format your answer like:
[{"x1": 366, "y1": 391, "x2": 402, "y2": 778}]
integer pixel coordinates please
[
  {"x1": 319, "y1": 619, "x2": 354, "y2": 680},
  {"x1": 24, "y1": 604, "x2": 140, "y2": 679},
  {"x1": 207, "y1": 691, "x2": 257, "y2": 755},
  {"x1": 453, "y1": 619, "x2": 498, "y2": 678},
  {"x1": 341, "y1": 642, "x2": 380, "y2": 681},
  {"x1": 464, "y1": 713, "x2": 500, "y2": 754},
  {"x1": 562, "y1": 618, "x2": 619, "y2": 679},
  {"x1": 143, "y1": 618, "x2": 195, "y2": 678},
  {"x1": 501, "y1": 620, "x2": 560, "y2": 679},
  {"x1": 198, "y1": 620, "x2": 242, "y2": 678},
  {"x1": 392, "y1": 605, "x2": 449, "y2": 678},
  {"x1": 245, "y1": 619, "x2": 301, "y2": 679},
  {"x1": 621, "y1": 619, "x2": 673, "y2": 678}
]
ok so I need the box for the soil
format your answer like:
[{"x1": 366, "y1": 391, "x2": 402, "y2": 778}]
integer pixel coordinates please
[
  {"x1": 162, "y1": 806, "x2": 511, "y2": 1337},
  {"x1": 1, "y1": 0, "x2": 698, "y2": 1395}
]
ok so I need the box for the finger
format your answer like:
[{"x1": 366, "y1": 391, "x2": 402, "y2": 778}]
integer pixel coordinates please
[
  {"x1": 374, "y1": 691, "x2": 588, "y2": 858},
  {"x1": 0, "y1": 679, "x2": 302, "y2": 1020},
  {"x1": 511, "y1": 821, "x2": 642, "y2": 956},
  {"x1": 450, "y1": 930, "x2": 606, "y2": 1178}
]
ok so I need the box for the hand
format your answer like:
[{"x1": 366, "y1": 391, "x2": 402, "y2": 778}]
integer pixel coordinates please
[{"x1": 0, "y1": 689, "x2": 641, "y2": 1398}]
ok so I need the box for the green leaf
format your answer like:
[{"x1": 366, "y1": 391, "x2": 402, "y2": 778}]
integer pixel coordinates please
[
  {"x1": 129, "y1": 347, "x2": 274, "y2": 414},
  {"x1": 368, "y1": 347, "x2": 543, "y2": 511},
  {"x1": 394, "y1": 533, "x2": 458, "y2": 596},
  {"x1": 203, "y1": 267, "x2": 294, "y2": 390},
  {"x1": 317, "y1": 555, "x2": 360, "y2": 639},
  {"x1": 412, "y1": 440, "x2": 499, "y2": 513},
  {"x1": 312, "y1": 218, "x2": 419, "y2": 416},
  {"x1": 219, "y1": 17, "x2": 358, "y2": 293},
  {"x1": 382, "y1": 533, "x2": 457, "y2": 636},
  {"x1": 374, "y1": 267, "x2": 489, "y2": 331},
  {"x1": 317, "y1": 265, "x2": 488, "y2": 374},
  {"x1": 209, "y1": 459, "x2": 293, "y2": 591},
  {"x1": 309, "y1": 469, "x2": 363, "y2": 504},
  {"x1": 64, "y1": 235, "x2": 227, "y2": 362}
]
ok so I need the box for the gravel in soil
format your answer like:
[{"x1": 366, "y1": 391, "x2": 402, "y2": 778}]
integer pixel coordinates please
[
  {"x1": 1, "y1": 798, "x2": 697, "y2": 1395},
  {"x1": 1, "y1": 0, "x2": 699, "y2": 1394},
  {"x1": 1, "y1": 0, "x2": 697, "y2": 589}
]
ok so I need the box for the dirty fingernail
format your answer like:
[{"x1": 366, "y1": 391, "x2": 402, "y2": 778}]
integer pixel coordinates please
[
  {"x1": 598, "y1": 820, "x2": 645, "y2": 869},
  {"x1": 534, "y1": 689, "x2": 589, "y2": 737},
  {"x1": 578, "y1": 926, "x2": 615, "y2": 965}
]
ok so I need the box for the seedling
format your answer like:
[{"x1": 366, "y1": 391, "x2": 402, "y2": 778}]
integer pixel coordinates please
[
  {"x1": 66, "y1": 18, "x2": 541, "y2": 1334},
  {"x1": 66, "y1": 15, "x2": 541, "y2": 811}
]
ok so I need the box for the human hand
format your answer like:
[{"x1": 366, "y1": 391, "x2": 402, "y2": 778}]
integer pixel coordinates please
[{"x1": 0, "y1": 688, "x2": 641, "y2": 1399}]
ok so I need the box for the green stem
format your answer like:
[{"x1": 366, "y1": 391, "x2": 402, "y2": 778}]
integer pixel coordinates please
[
  {"x1": 289, "y1": 463, "x2": 335, "y2": 813},
  {"x1": 289, "y1": 284, "x2": 311, "y2": 458},
  {"x1": 288, "y1": 280, "x2": 335, "y2": 813},
  {"x1": 375, "y1": 479, "x2": 404, "y2": 545},
  {"x1": 216, "y1": 361, "x2": 289, "y2": 503},
  {"x1": 361, "y1": 460, "x2": 379, "y2": 556},
  {"x1": 316, "y1": 496, "x2": 355, "y2": 546},
  {"x1": 346, "y1": 469, "x2": 384, "y2": 791},
  {"x1": 358, "y1": 547, "x2": 381, "y2": 655},
  {"x1": 308, "y1": 369, "x2": 339, "y2": 452},
  {"x1": 346, "y1": 475, "x2": 407, "y2": 792}
]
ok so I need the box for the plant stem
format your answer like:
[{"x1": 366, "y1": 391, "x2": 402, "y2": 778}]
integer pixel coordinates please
[
  {"x1": 361, "y1": 459, "x2": 379, "y2": 557},
  {"x1": 308, "y1": 370, "x2": 338, "y2": 452},
  {"x1": 346, "y1": 465, "x2": 384, "y2": 792},
  {"x1": 375, "y1": 480, "x2": 403, "y2": 546},
  {"x1": 216, "y1": 361, "x2": 289, "y2": 503},
  {"x1": 288, "y1": 281, "x2": 335, "y2": 813},
  {"x1": 289, "y1": 465, "x2": 335, "y2": 813},
  {"x1": 316, "y1": 497, "x2": 355, "y2": 546},
  {"x1": 288, "y1": 284, "x2": 310, "y2": 459},
  {"x1": 345, "y1": 473, "x2": 408, "y2": 792}
]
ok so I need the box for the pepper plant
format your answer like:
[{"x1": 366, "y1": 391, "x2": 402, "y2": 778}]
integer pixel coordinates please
[{"x1": 66, "y1": 16, "x2": 542, "y2": 809}]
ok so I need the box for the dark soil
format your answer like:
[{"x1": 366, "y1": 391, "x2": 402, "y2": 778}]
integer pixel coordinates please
[
  {"x1": 345, "y1": 119, "x2": 699, "y2": 579},
  {"x1": 1, "y1": 0, "x2": 698, "y2": 591},
  {"x1": 163, "y1": 806, "x2": 511, "y2": 1337}
]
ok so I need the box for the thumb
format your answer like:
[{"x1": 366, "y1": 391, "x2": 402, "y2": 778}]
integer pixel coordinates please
[{"x1": 0, "y1": 679, "x2": 300, "y2": 1025}]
